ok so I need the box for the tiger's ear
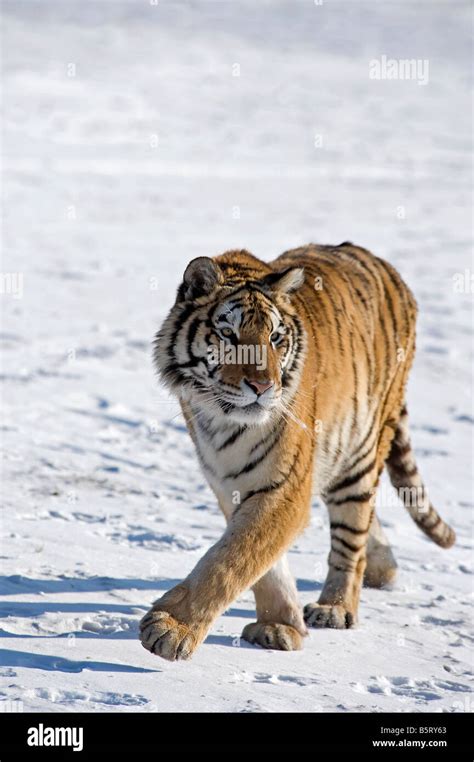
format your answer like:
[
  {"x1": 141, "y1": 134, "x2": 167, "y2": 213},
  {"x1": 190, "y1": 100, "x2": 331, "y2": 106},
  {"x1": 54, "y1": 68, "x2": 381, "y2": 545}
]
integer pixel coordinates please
[
  {"x1": 180, "y1": 257, "x2": 223, "y2": 301},
  {"x1": 260, "y1": 267, "x2": 305, "y2": 294}
]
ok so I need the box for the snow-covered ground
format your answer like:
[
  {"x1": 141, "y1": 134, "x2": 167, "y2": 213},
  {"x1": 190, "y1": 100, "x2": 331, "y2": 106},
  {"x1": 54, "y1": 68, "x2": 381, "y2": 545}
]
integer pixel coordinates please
[{"x1": 1, "y1": 0, "x2": 472, "y2": 713}]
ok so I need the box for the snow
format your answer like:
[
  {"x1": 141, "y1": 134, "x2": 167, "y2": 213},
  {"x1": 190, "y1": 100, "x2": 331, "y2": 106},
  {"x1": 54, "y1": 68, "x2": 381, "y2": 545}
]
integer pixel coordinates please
[{"x1": 1, "y1": 0, "x2": 472, "y2": 713}]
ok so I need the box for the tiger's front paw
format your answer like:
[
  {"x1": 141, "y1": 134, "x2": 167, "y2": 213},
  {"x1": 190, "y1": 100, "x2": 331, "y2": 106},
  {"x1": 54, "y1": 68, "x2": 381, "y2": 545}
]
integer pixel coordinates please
[
  {"x1": 139, "y1": 609, "x2": 198, "y2": 661},
  {"x1": 242, "y1": 622, "x2": 304, "y2": 651},
  {"x1": 303, "y1": 602, "x2": 355, "y2": 629}
]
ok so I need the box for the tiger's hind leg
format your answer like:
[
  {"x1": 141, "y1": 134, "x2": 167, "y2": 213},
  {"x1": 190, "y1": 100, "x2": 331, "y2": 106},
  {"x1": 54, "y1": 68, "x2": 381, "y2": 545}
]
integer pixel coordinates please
[
  {"x1": 304, "y1": 470, "x2": 377, "y2": 629},
  {"x1": 364, "y1": 512, "x2": 397, "y2": 588},
  {"x1": 242, "y1": 555, "x2": 307, "y2": 651}
]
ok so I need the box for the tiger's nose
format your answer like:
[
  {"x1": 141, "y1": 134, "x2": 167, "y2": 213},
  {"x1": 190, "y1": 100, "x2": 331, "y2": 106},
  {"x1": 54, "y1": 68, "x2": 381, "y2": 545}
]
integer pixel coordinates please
[{"x1": 245, "y1": 379, "x2": 274, "y2": 396}]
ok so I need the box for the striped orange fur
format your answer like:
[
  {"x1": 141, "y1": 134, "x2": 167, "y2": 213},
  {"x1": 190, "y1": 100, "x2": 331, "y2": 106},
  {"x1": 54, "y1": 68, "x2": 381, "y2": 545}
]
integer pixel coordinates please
[{"x1": 140, "y1": 243, "x2": 455, "y2": 660}]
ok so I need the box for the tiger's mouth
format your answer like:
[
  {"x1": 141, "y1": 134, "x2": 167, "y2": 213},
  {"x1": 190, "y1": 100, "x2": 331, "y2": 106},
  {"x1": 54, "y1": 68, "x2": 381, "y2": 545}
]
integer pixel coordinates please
[
  {"x1": 225, "y1": 403, "x2": 272, "y2": 425},
  {"x1": 215, "y1": 395, "x2": 280, "y2": 425},
  {"x1": 185, "y1": 381, "x2": 282, "y2": 425},
  {"x1": 238, "y1": 401, "x2": 268, "y2": 416}
]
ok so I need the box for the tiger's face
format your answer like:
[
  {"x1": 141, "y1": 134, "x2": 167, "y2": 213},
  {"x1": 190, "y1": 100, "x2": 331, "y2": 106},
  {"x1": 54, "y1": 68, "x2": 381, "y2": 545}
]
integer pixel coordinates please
[{"x1": 154, "y1": 255, "x2": 306, "y2": 426}]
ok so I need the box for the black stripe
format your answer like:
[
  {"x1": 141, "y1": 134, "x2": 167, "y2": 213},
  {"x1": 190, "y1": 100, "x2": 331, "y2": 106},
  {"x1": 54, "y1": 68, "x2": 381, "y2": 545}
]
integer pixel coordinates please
[
  {"x1": 217, "y1": 399, "x2": 236, "y2": 414},
  {"x1": 358, "y1": 315, "x2": 374, "y2": 395},
  {"x1": 217, "y1": 262, "x2": 263, "y2": 274},
  {"x1": 346, "y1": 263, "x2": 374, "y2": 295},
  {"x1": 332, "y1": 305, "x2": 345, "y2": 356},
  {"x1": 389, "y1": 462, "x2": 418, "y2": 479},
  {"x1": 161, "y1": 360, "x2": 201, "y2": 384},
  {"x1": 186, "y1": 317, "x2": 202, "y2": 359},
  {"x1": 330, "y1": 545, "x2": 353, "y2": 561},
  {"x1": 282, "y1": 315, "x2": 304, "y2": 383},
  {"x1": 249, "y1": 418, "x2": 286, "y2": 455},
  {"x1": 216, "y1": 426, "x2": 246, "y2": 452},
  {"x1": 167, "y1": 304, "x2": 196, "y2": 362},
  {"x1": 342, "y1": 249, "x2": 392, "y2": 381},
  {"x1": 328, "y1": 490, "x2": 373, "y2": 506},
  {"x1": 295, "y1": 263, "x2": 338, "y2": 341},
  {"x1": 241, "y1": 482, "x2": 281, "y2": 504},
  {"x1": 377, "y1": 308, "x2": 391, "y2": 382},
  {"x1": 328, "y1": 459, "x2": 376, "y2": 494},
  {"x1": 349, "y1": 437, "x2": 376, "y2": 472},
  {"x1": 239, "y1": 441, "x2": 308, "y2": 506},
  {"x1": 195, "y1": 414, "x2": 227, "y2": 441},
  {"x1": 332, "y1": 535, "x2": 364, "y2": 554},
  {"x1": 342, "y1": 248, "x2": 380, "y2": 285},
  {"x1": 246, "y1": 283, "x2": 284, "y2": 304},
  {"x1": 225, "y1": 427, "x2": 283, "y2": 479},
  {"x1": 207, "y1": 291, "x2": 245, "y2": 323},
  {"x1": 376, "y1": 256, "x2": 411, "y2": 335},
  {"x1": 380, "y1": 276, "x2": 399, "y2": 349},
  {"x1": 353, "y1": 284, "x2": 371, "y2": 311},
  {"x1": 317, "y1": 250, "x2": 364, "y2": 310},
  {"x1": 330, "y1": 521, "x2": 370, "y2": 535},
  {"x1": 349, "y1": 330, "x2": 359, "y2": 436},
  {"x1": 390, "y1": 441, "x2": 412, "y2": 458}
]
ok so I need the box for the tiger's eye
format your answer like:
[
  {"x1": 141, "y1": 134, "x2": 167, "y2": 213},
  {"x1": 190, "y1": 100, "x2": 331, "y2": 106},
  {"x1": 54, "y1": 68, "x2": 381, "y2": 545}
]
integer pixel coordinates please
[
  {"x1": 221, "y1": 327, "x2": 233, "y2": 337},
  {"x1": 271, "y1": 331, "x2": 281, "y2": 343}
]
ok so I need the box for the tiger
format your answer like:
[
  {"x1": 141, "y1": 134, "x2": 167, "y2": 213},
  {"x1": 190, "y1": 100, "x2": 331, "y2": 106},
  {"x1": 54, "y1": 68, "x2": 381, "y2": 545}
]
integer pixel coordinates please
[{"x1": 139, "y1": 242, "x2": 456, "y2": 660}]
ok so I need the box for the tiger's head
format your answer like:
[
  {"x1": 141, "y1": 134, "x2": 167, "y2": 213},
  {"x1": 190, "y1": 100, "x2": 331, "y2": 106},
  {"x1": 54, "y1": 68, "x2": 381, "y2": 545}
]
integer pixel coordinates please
[{"x1": 154, "y1": 252, "x2": 306, "y2": 426}]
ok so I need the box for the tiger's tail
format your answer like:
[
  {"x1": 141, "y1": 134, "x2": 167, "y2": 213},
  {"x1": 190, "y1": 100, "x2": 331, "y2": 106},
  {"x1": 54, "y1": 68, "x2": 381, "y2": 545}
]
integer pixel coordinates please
[{"x1": 386, "y1": 405, "x2": 456, "y2": 548}]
